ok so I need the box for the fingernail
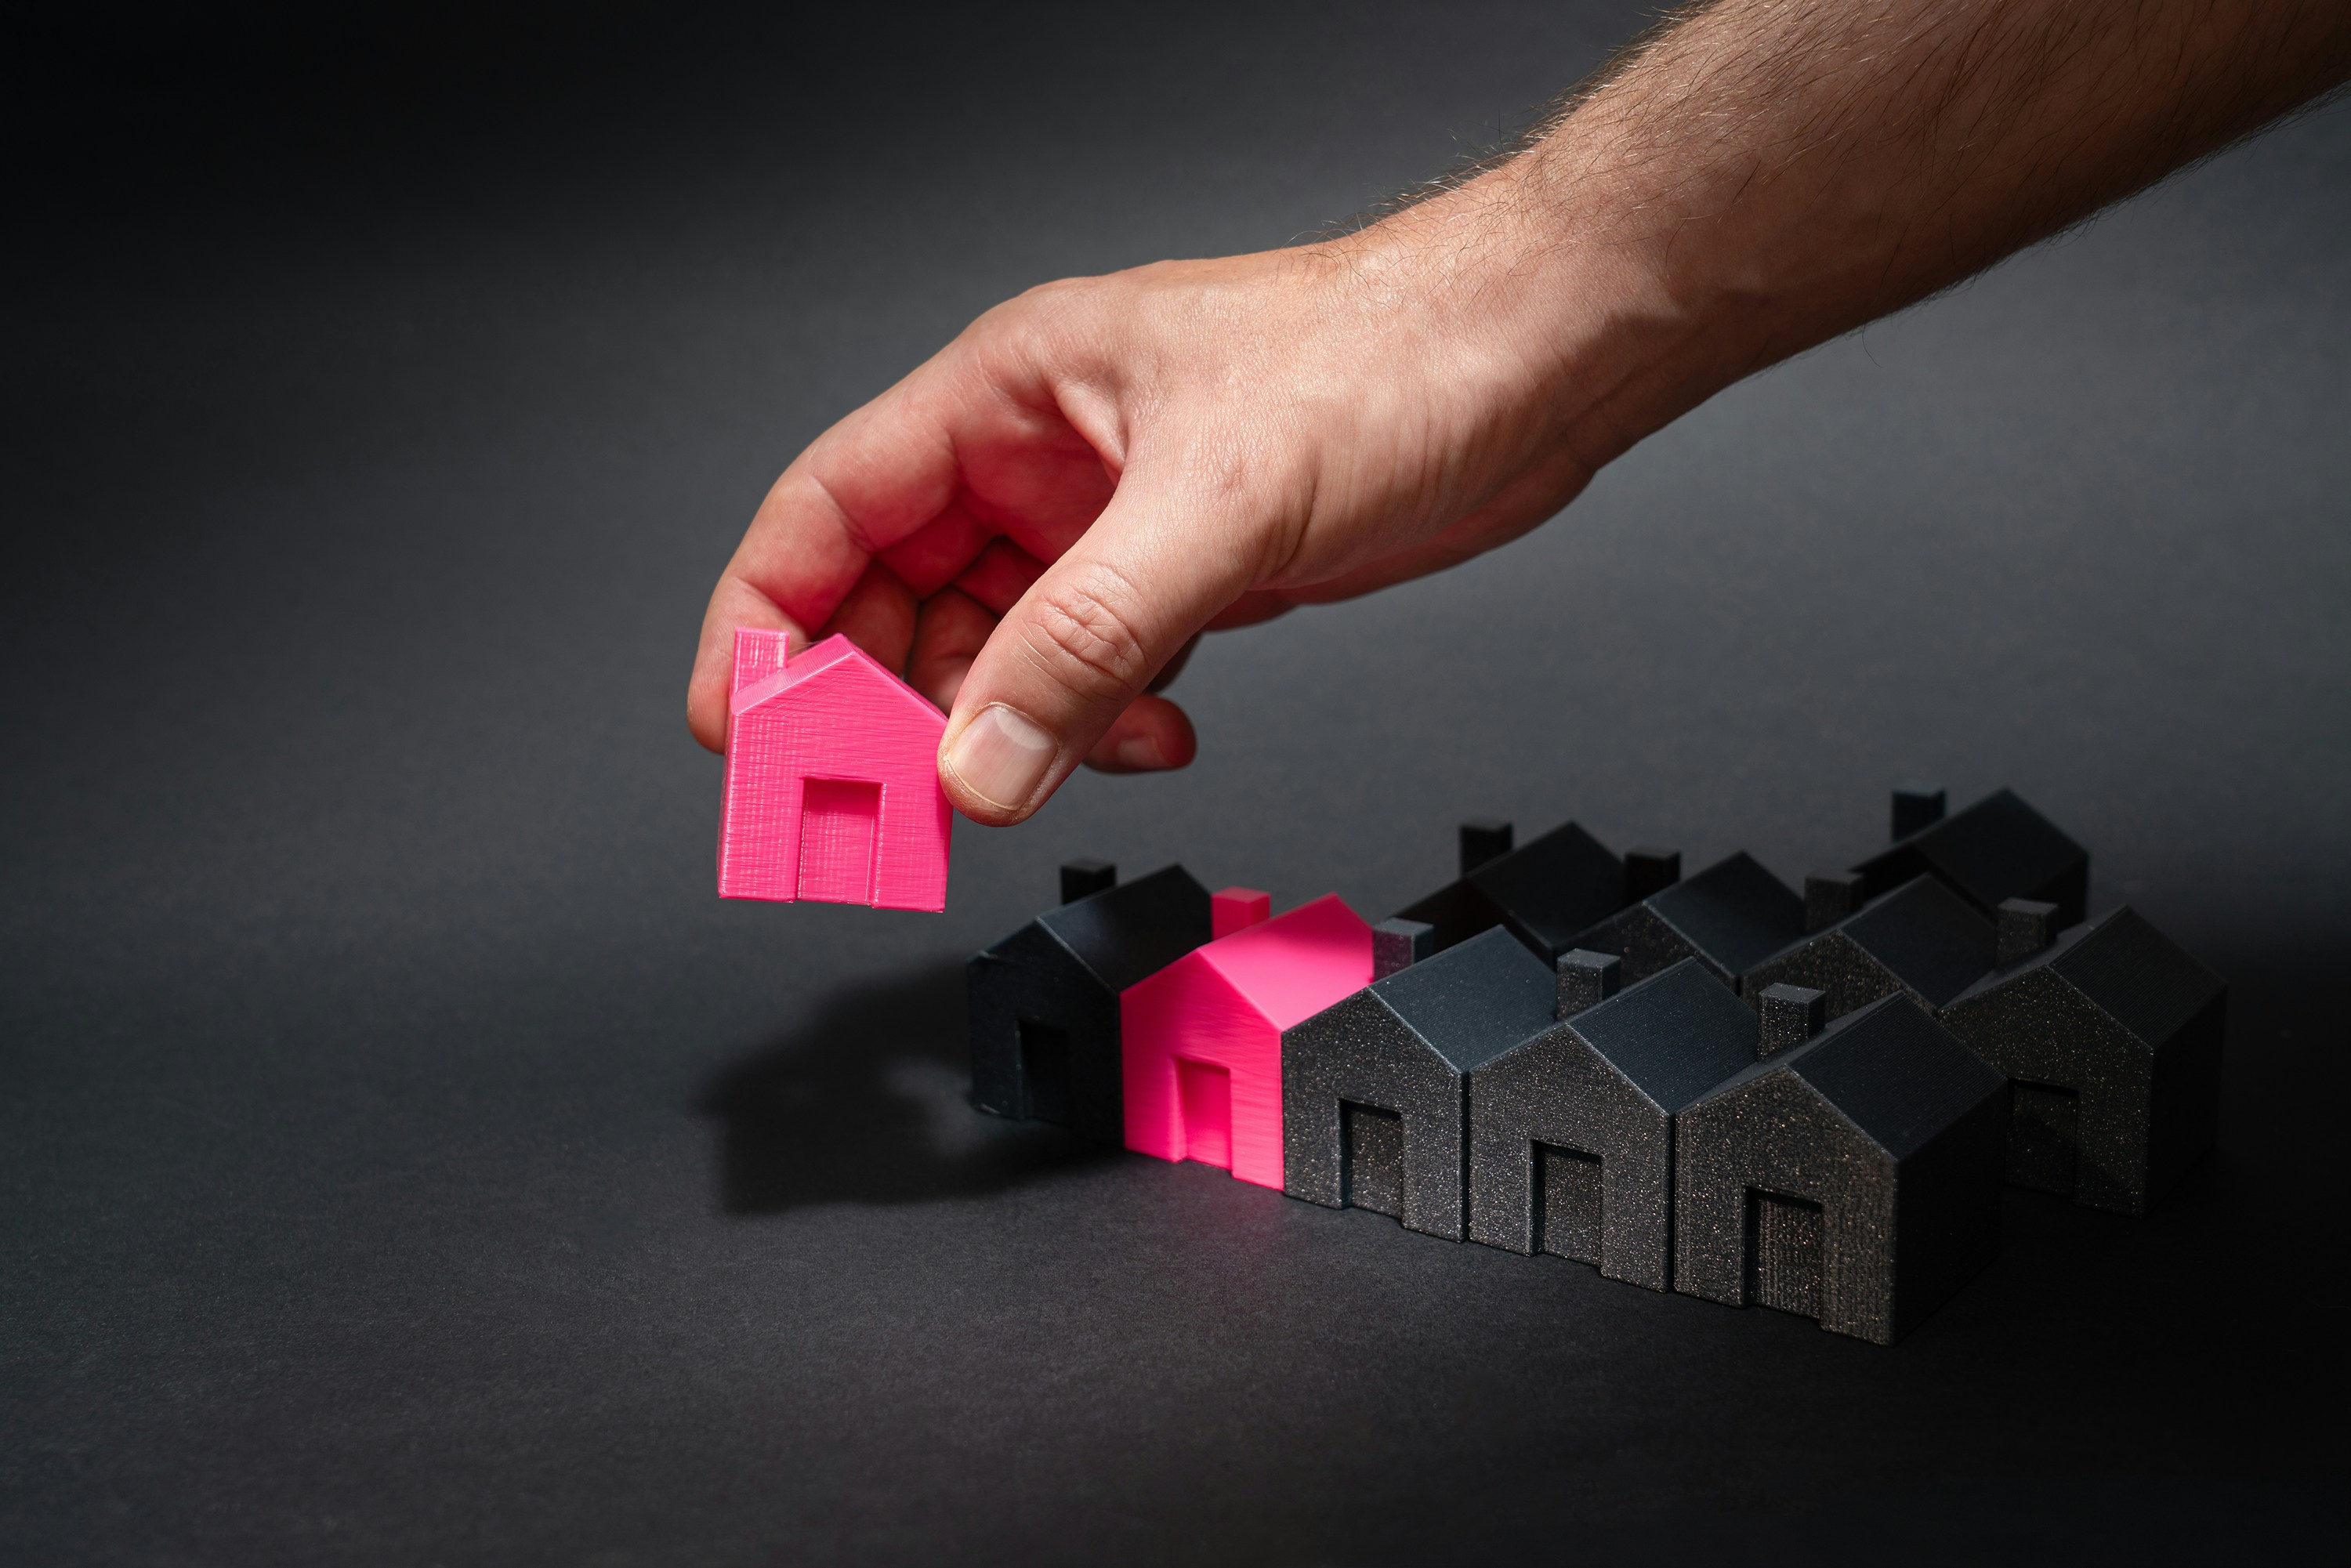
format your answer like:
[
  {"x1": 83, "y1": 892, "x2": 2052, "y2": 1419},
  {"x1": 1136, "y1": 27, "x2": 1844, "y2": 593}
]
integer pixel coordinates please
[
  {"x1": 945, "y1": 704, "x2": 1056, "y2": 810},
  {"x1": 1114, "y1": 735, "x2": 1165, "y2": 770}
]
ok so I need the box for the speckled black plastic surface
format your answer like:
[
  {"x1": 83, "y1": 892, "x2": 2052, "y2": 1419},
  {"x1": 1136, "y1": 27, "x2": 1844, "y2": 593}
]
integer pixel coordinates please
[
  {"x1": 1574, "y1": 850, "x2": 1808, "y2": 987},
  {"x1": 1284, "y1": 927, "x2": 1553, "y2": 1239},
  {"x1": 1741, "y1": 874, "x2": 1998, "y2": 1017},
  {"x1": 1468, "y1": 959, "x2": 1759, "y2": 1287},
  {"x1": 1674, "y1": 997, "x2": 2009, "y2": 1343},
  {"x1": 1854, "y1": 788, "x2": 2092, "y2": 927},
  {"x1": 1941, "y1": 907, "x2": 2226, "y2": 1214},
  {"x1": 1756, "y1": 983, "x2": 1828, "y2": 1059},
  {"x1": 1396, "y1": 819, "x2": 1632, "y2": 961}
]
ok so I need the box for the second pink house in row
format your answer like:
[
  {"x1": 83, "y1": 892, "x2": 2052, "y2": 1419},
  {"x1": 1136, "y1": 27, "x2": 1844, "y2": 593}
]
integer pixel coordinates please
[{"x1": 1121, "y1": 891, "x2": 1375, "y2": 1189}]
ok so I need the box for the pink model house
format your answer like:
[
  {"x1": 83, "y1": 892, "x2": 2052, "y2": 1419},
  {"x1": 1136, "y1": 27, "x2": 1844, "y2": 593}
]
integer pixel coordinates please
[
  {"x1": 1121, "y1": 889, "x2": 1374, "y2": 1189},
  {"x1": 718, "y1": 628, "x2": 952, "y2": 911}
]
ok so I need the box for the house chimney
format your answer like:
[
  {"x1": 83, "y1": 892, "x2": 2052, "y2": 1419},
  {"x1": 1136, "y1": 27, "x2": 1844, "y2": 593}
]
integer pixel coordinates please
[
  {"x1": 1756, "y1": 983, "x2": 1828, "y2": 1059},
  {"x1": 1555, "y1": 949, "x2": 1622, "y2": 1020},
  {"x1": 1371, "y1": 918, "x2": 1435, "y2": 981},
  {"x1": 1996, "y1": 897, "x2": 2060, "y2": 966},
  {"x1": 1892, "y1": 783, "x2": 1947, "y2": 842},
  {"x1": 1624, "y1": 847, "x2": 1681, "y2": 904},
  {"x1": 1803, "y1": 871, "x2": 1866, "y2": 932},
  {"x1": 1060, "y1": 860, "x2": 1117, "y2": 904},
  {"x1": 1211, "y1": 887, "x2": 1272, "y2": 940},
  {"x1": 731, "y1": 626, "x2": 792, "y2": 695},
  {"x1": 1459, "y1": 820, "x2": 1514, "y2": 876}
]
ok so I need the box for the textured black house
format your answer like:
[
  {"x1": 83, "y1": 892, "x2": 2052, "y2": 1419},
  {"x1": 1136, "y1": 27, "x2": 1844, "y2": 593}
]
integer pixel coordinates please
[
  {"x1": 1852, "y1": 786, "x2": 2090, "y2": 928},
  {"x1": 1940, "y1": 905, "x2": 2226, "y2": 1214},
  {"x1": 1741, "y1": 875, "x2": 1997, "y2": 1027},
  {"x1": 1571, "y1": 851, "x2": 1807, "y2": 989},
  {"x1": 968, "y1": 863, "x2": 1212, "y2": 1143},
  {"x1": 1396, "y1": 819, "x2": 1673, "y2": 962},
  {"x1": 1282, "y1": 927, "x2": 1554, "y2": 1240},
  {"x1": 1673, "y1": 994, "x2": 2008, "y2": 1345},
  {"x1": 1466, "y1": 957, "x2": 1766, "y2": 1291}
]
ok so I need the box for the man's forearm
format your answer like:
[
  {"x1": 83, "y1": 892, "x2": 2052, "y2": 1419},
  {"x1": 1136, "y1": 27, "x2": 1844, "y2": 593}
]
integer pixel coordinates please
[
  {"x1": 1415, "y1": 0, "x2": 2351, "y2": 473},
  {"x1": 691, "y1": 0, "x2": 2348, "y2": 815}
]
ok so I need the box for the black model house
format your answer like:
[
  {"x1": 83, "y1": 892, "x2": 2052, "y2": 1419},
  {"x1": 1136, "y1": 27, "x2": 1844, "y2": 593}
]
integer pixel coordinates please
[
  {"x1": 1851, "y1": 786, "x2": 2090, "y2": 928},
  {"x1": 1570, "y1": 851, "x2": 1807, "y2": 989},
  {"x1": 1673, "y1": 994, "x2": 2009, "y2": 1345},
  {"x1": 968, "y1": 863, "x2": 1212, "y2": 1143},
  {"x1": 1940, "y1": 905, "x2": 2226, "y2": 1215},
  {"x1": 1396, "y1": 819, "x2": 1675, "y2": 962},
  {"x1": 1466, "y1": 957, "x2": 1768, "y2": 1291},
  {"x1": 1740, "y1": 875, "x2": 1998, "y2": 1026},
  {"x1": 1281, "y1": 926, "x2": 1555, "y2": 1240}
]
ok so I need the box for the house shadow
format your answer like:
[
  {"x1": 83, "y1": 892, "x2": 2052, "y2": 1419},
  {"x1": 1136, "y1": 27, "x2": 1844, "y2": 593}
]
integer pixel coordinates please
[{"x1": 697, "y1": 959, "x2": 1120, "y2": 1214}]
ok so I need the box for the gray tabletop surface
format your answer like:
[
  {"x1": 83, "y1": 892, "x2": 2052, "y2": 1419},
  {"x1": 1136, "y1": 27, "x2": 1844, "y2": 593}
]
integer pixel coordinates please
[{"x1": 7, "y1": 2, "x2": 2346, "y2": 1562}]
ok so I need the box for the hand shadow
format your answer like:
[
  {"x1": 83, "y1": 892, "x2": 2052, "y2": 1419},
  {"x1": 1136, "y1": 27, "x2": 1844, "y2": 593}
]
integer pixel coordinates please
[{"x1": 697, "y1": 959, "x2": 1119, "y2": 1214}]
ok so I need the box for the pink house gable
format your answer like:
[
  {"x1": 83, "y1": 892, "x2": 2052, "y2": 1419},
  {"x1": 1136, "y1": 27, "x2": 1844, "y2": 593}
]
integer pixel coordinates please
[
  {"x1": 717, "y1": 628, "x2": 952, "y2": 912},
  {"x1": 1119, "y1": 893, "x2": 1374, "y2": 1189}
]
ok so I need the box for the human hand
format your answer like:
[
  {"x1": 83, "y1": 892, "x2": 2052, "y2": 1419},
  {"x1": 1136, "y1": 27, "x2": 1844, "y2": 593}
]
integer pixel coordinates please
[
  {"x1": 686, "y1": 194, "x2": 1647, "y2": 826},
  {"x1": 690, "y1": 0, "x2": 2351, "y2": 829}
]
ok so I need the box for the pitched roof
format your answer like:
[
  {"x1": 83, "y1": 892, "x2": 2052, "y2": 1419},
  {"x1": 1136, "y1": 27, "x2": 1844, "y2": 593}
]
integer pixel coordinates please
[
  {"x1": 1029, "y1": 864, "x2": 1212, "y2": 994},
  {"x1": 1396, "y1": 820, "x2": 1625, "y2": 955},
  {"x1": 730, "y1": 632, "x2": 944, "y2": 730},
  {"x1": 1947, "y1": 906, "x2": 2223, "y2": 1044},
  {"x1": 1197, "y1": 893, "x2": 1371, "y2": 1030},
  {"x1": 2049, "y1": 908, "x2": 2223, "y2": 1040},
  {"x1": 1777, "y1": 995, "x2": 2006, "y2": 1158},
  {"x1": 1838, "y1": 876, "x2": 1997, "y2": 1008},
  {"x1": 1853, "y1": 788, "x2": 2086, "y2": 919},
  {"x1": 1629, "y1": 852, "x2": 1803, "y2": 976},
  {"x1": 1368, "y1": 926, "x2": 1555, "y2": 1074},
  {"x1": 1567, "y1": 958, "x2": 1759, "y2": 1113}
]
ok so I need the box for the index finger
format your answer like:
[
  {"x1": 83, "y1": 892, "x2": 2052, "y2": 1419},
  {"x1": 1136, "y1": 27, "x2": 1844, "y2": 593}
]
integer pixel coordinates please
[{"x1": 686, "y1": 371, "x2": 969, "y2": 751}]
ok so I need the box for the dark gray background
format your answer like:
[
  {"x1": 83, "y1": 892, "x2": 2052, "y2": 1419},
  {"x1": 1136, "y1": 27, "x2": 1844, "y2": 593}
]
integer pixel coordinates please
[{"x1": 5, "y1": 2, "x2": 2346, "y2": 1561}]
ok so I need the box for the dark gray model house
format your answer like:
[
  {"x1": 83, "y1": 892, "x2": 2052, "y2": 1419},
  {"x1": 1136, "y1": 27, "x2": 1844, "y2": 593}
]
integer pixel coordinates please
[
  {"x1": 1396, "y1": 819, "x2": 1674, "y2": 962},
  {"x1": 1570, "y1": 851, "x2": 1807, "y2": 989},
  {"x1": 1852, "y1": 786, "x2": 2090, "y2": 928},
  {"x1": 968, "y1": 863, "x2": 1212, "y2": 1143},
  {"x1": 1281, "y1": 926, "x2": 1555, "y2": 1240},
  {"x1": 1740, "y1": 875, "x2": 1998, "y2": 1026},
  {"x1": 1466, "y1": 957, "x2": 1767, "y2": 1291},
  {"x1": 1940, "y1": 905, "x2": 2226, "y2": 1215},
  {"x1": 1673, "y1": 994, "x2": 2008, "y2": 1345}
]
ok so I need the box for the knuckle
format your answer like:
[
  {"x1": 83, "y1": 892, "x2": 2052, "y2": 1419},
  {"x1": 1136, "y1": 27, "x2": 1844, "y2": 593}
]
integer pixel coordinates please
[{"x1": 1023, "y1": 567, "x2": 1154, "y2": 699}]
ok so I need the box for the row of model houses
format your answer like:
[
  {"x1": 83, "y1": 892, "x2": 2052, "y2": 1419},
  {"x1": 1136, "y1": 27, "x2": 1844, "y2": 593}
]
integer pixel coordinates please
[{"x1": 967, "y1": 788, "x2": 2226, "y2": 1345}]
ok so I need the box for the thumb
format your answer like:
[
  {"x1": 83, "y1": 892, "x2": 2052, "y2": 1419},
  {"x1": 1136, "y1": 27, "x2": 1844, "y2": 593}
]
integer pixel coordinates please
[{"x1": 937, "y1": 483, "x2": 1260, "y2": 824}]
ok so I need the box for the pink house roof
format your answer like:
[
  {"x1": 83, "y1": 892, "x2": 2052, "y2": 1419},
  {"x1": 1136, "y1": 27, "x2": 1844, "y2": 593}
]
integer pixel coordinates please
[
  {"x1": 1190, "y1": 894, "x2": 1371, "y2": 1029},
  {"x1": 730, "y1": 632, "x2": 944, "y2": 729}
]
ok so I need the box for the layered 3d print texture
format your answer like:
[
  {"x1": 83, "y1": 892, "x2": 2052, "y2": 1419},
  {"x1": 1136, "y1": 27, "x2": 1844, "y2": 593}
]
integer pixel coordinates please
[
  {"x1": 1121, "y1": 890, "x2": 1374, "y2": 1190},
  {"x1": 717, "y1": 628, "x2": 952, "y2": 911},
  {"x1": 967, "y1": 787, "x2": 2226, "y2": 1344}
]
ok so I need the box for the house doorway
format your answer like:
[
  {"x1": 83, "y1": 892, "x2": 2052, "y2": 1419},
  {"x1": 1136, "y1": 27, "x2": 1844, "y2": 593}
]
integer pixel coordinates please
[
  {"x1": 2007, "y1": 1081, "x2": 2080, "y2": 1195},
  {"x1": 1017, "y1": 1020, "x2": 1071, "y2": 1126},
  {"x1": 1176, "y1": 1059, "x2": 1232, "y2": 1170},
  {"x1": 1747, "y1": 1189, "x2": 1825, "y2": 1320},
  {"x1": 1533, "y1": 1143, "x2": 1603, "y2": 1265},
  {"x1": 797, "y1": 778, "x2": 881, "y2": 904},
  {"x1": 1339, "y1": 1101, "x2": 1403, "y2": 1217}
]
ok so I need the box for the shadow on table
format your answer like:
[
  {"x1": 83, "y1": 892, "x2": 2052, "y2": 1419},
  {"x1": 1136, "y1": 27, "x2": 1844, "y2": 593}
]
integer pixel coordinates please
[{"x1": 698, "y1": 959, "x2": 1118, "y2": 1214}]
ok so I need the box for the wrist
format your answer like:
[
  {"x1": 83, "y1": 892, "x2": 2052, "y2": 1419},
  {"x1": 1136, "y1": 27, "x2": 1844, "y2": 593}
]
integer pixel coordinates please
[{"x1": 1338, "y1": 158, "x2": 1746, "y2": 480}]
